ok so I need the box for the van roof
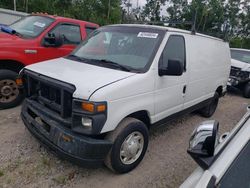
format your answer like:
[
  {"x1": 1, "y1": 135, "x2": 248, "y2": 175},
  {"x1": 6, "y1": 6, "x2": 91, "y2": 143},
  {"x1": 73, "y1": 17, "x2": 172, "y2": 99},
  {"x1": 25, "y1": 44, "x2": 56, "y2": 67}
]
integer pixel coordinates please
[{"x1": 110, "y1": 24, "x2": 224, "y2": 42}]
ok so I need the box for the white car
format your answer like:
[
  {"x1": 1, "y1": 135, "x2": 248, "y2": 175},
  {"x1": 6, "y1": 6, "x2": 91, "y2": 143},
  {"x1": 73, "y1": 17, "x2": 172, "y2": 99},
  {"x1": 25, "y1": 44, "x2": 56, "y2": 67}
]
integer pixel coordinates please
[
  {"x1": 19, "y1": 24, "x2": 231, "y2": 173},
  {"x1": 228, "y1": 48, "x2": 250, "y2": 98},
  {"x1": 181, "y1": 106, "x2": 250, "y2": 188}
]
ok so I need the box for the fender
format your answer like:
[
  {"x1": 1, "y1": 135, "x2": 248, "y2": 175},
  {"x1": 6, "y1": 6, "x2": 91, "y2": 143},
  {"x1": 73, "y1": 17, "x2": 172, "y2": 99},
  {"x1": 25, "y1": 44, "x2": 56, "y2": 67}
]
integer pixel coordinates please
[{"x1": 0, "y1": 50, "x2": 27, "y2": 66}]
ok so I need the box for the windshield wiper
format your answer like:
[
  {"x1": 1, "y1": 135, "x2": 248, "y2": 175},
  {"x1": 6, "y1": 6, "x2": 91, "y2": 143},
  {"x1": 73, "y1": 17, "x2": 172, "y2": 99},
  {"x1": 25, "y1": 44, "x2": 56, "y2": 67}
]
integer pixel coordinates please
[
  {"x1": 94, "y1": 59, "x2": 132, "y2": 72},
  {"x1": 67, "y1": 56, "x2": 133, "y2": 72},
  {"x1": 67, "y1": 54, "x2": 89, "y2": 62}
]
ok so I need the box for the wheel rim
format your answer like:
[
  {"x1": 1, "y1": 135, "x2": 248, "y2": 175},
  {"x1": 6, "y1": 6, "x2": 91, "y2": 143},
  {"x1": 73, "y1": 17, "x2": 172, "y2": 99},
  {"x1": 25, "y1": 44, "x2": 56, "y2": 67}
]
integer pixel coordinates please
[
  {"x1": 0, "y1": 79, "x2": 19, "y2": 103},
  {"x1": 120, "y1": 131, "x2": 144, "y2": 165}
]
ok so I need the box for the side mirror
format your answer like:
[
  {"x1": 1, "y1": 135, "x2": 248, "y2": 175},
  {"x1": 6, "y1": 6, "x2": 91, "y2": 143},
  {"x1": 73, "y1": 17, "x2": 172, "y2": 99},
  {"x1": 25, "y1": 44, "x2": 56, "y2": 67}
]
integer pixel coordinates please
[
  {"x1": 43, "y1": 33, "x2": 63, "y2": 47},
  {"x1": 159, "y1": 58, "x2": 184, "y2": 76},
  {"x1": 187, "y1": 120, "x2": 219, "y2": 169}
]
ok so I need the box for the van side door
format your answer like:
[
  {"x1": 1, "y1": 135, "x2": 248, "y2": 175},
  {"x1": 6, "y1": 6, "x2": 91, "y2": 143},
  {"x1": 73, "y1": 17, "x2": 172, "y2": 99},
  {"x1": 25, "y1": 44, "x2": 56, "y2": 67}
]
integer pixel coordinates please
[{"x1": 154, "y1": 34, "x2": 188, "y2": 121}]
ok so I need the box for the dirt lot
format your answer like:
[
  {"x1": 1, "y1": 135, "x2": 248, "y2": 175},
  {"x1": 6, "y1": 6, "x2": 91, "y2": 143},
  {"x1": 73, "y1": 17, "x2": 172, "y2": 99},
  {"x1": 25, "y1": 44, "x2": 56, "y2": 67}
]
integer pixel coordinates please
[{"x1": 0, "y1": 93, "x2": 249, "y2": 188}]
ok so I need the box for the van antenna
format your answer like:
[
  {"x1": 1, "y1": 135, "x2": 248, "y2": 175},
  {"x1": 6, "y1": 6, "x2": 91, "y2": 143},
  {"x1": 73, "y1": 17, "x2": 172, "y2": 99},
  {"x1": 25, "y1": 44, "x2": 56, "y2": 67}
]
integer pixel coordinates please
[{"x1": 191, "y1": 9, "x2": 197, "y2": 35}]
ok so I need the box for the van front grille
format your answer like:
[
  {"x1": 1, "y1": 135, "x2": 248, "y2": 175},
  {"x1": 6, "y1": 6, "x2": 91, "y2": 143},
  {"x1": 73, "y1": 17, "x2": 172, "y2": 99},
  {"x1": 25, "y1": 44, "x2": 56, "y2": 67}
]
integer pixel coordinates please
[{"x1": 23, "y1": 70, "x2": 75, "y2": 118}]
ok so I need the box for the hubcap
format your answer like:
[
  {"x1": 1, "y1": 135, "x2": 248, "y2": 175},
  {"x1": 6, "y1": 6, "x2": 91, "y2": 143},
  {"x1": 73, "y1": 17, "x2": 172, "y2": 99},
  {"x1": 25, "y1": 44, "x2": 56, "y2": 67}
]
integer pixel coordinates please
[
  {"x1": 0, "y1": 79, "x2": 19, "y2": 103},
  {"x1": 120, "y1": 131, "x2": 144, "y2": 165}
]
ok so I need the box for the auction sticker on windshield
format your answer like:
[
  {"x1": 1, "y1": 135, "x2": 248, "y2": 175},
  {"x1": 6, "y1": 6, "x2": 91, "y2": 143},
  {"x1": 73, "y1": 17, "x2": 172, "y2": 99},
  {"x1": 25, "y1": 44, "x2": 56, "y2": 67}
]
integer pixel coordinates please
[
  {"x1": 34, "y1": 22, "x2": 46, "y2": 28},
  {"x1": 137, "y1": 32, "x2": 158, "y2": 38}
]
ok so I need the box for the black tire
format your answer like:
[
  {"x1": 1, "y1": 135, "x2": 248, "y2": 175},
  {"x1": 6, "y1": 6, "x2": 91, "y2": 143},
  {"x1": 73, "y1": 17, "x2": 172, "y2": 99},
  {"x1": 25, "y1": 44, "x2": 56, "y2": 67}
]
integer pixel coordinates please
[
  {"x1": 243, "y1": 83, "x2": 250, "y2": 98},
  {"x1": 0, "y1": 69, "x2": 24, "y2": 109},
  {"x1": 104, "y1": 117, "x2": 149, "y2": 174},
  {"x1": 199, "y1": 92, "x2": 219, "y2": 118}
]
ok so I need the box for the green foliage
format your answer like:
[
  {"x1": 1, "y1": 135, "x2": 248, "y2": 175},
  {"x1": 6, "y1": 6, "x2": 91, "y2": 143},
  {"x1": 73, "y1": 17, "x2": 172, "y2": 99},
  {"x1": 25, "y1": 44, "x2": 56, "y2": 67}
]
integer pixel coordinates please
[
  {"x1": 142, "y1": 0, "x2": 166, "y2": 21},
  {"x1": 0, "y1": 0, "x2": 121, "y2": 25},
  {"x1": 143, "y1": 0, "x2": 249, "y2": 48},
  {"x1": 0, "y1": 170, "x2": 4, "y2": 177},
  {"x1": 230, "y1": 37, "x2": 250, "y2": 49}
]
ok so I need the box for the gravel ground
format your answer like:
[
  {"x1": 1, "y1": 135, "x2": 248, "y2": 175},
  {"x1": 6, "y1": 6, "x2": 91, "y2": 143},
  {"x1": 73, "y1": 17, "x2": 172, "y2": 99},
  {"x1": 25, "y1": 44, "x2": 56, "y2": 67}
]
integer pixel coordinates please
[{"x1": 0, "y1": 93, "x2": 249, "y2": 188}]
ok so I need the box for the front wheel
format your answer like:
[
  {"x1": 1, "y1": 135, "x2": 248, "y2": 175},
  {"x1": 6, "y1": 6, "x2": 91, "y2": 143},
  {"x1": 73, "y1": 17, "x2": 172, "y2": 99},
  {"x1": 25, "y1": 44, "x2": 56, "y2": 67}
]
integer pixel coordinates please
[
  {"x1": 0, "y1": 69, "x2": 24, "y2": 109},
  {"x1": 243, "y1": 83, "x2": 250, "y2": 98},
  {"x1": 199, "y1": 92, "x2": 219, "y2": 118},
  {"x1": 104, "y1": 117, "x2": 149, "y2": 173}
]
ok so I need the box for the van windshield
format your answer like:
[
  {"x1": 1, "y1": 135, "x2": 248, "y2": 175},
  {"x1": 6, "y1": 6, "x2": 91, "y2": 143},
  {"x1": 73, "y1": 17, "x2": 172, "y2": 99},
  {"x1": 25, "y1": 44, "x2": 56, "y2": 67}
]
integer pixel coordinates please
[
  {"x1": 70, "y1": 26, "x2": 164, "y2": 72},
  {"x1": 10, "y1": 15, "x2": 54, "y2": 38},
  {"x1": 231, "y1": 49, "x2": 250, "y2": 64}
]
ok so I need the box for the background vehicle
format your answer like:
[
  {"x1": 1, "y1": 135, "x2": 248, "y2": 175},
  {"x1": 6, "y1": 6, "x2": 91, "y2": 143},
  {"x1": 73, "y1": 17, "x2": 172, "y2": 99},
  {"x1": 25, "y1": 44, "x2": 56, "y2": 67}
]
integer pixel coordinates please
[
  {"x1": 20, "y1": 24, "x2": 230, "y2": 173},
  {"x1": 0, "y1": 8, "x2": 28, "y2": 25},
  {"x1": 228, "y1": 48, "x2": 250, "y2": 98},
  {"x1": 181, "y1": 106, "x2": 250, "y2": 188},
  {"x1": 0, "y1": 14, "x2": 98, "y2": 109}
]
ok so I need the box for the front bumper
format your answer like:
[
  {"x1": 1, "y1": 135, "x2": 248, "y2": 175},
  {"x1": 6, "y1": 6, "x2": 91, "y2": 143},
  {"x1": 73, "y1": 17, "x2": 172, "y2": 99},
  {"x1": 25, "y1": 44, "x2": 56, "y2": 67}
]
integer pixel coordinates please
[
  {"x1": 21, "y1": 99, "x2": 112, "y2": 167},
  {"x1": 227, "y1": 77, "x2": 250, "y2": 87}
]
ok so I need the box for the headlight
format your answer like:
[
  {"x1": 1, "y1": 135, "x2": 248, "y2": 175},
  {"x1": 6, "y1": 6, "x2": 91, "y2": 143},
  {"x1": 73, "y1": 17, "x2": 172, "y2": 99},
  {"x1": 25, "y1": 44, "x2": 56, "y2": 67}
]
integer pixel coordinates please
[
  {"x1": 81, "y1": 117, "x2": 92, "y2": 128},
  {"x1": 72, "y1": 99, "x2": 107, "y2": 135}
]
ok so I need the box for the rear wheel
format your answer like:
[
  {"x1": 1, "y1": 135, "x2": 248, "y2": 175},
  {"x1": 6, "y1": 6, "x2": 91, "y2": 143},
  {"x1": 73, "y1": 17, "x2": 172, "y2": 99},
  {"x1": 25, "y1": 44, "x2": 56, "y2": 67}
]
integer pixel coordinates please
[
  {"x1": 199, "y1": 92, "x2": 219, "y2": 118},
  {"x1": 104, "y1": 117, "x2": 149, "y2": 173},
  {"x1": 0, "y1": 70, "x2": 24, "y2": 109},
  {"x1": 243, "y1": 83, "x2": 250, "y2": 98}
]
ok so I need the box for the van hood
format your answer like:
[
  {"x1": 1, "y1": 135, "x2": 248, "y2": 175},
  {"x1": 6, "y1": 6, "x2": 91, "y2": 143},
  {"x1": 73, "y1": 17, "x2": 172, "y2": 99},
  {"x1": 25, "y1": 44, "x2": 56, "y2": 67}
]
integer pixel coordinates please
[
  {"x1": 231, "y1": 58, "x2": 250, "y2": 72},
  {"x1": 25, "y1": 57, "x2": 136, "y2": 100}
]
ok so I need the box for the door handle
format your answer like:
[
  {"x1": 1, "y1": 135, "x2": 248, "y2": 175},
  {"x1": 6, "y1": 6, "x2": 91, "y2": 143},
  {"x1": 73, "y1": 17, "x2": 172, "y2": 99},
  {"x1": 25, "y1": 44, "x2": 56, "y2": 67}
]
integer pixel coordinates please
[{"x1": 183, "y1": 85, "x2": 187, "y2": 94}]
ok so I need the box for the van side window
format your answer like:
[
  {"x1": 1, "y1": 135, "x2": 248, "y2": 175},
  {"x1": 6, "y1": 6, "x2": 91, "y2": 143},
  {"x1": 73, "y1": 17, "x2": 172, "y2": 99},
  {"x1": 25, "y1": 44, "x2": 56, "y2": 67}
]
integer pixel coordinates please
[
  {"x1": 49, "y1": 24, "x2": 81, "y2": 45},
  {"x1": 162, "y1": 35, "x2": 186, "y2": 69}
]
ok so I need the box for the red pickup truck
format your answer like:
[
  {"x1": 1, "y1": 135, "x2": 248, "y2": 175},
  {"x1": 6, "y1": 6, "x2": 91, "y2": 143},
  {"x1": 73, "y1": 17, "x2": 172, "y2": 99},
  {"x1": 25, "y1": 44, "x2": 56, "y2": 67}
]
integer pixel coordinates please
[{"x1": 0, "y1": 14, "x2": 98, "y2": 109}]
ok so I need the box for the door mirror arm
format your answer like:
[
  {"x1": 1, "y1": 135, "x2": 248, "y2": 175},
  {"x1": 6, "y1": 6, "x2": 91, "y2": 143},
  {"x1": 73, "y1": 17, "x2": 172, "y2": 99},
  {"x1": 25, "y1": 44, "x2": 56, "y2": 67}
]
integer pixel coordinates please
[{"x1": 43, "y1": 33, "x2": 63, "y2": 47}]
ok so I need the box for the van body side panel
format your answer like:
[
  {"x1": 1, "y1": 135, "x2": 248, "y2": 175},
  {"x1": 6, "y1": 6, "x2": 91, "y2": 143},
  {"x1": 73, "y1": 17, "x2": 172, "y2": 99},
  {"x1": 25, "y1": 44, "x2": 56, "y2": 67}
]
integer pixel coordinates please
[{"x1": 184, "y1": 35, "x2": 230, "y2": 109}]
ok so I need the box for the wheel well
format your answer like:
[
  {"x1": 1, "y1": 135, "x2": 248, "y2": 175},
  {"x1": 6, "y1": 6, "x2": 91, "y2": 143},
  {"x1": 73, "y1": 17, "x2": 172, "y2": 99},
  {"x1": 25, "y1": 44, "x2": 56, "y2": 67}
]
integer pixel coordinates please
[
  {"x1": 216, "y1": 86, "x2": 223, "y2": 97},
  {"x1": 127, "y1": 110, "x2": 151, "y2": 129},
  {"x1": 0, "y1": 60, "x2": 24, "y2": 73}
]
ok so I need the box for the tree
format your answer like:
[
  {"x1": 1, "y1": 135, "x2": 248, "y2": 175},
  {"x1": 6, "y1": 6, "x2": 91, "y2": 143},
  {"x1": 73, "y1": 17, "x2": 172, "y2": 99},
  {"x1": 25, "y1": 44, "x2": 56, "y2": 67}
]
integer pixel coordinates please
[
  {"x1": 223, "y1": 0, "x2": 241, "y2": 37},
  {"x1": 0, "y1": 0, "x2": 121, "y2": 25},
  {"x1": 142, "y1": 0, "x2": 166, "y2": 21},
  {"x1": 165, "y1": 0, "x2": 188, "y2": 22},
  {"x1": 240, "y1": 0, "x2": 250, "y2": 38}
]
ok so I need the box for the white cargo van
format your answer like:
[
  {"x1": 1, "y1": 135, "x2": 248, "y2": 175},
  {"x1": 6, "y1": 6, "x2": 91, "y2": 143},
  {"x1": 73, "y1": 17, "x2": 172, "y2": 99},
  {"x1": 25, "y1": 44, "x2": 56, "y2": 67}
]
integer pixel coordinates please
[{"x1": 20, "y1": 24, "x2": 231, "y2": 173}]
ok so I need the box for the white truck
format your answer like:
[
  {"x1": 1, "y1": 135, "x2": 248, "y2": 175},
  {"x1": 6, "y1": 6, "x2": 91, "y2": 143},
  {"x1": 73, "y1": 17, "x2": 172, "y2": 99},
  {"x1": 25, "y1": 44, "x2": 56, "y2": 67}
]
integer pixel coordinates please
[
  {"x1": 228, "y1": 48, "x2": 250, "y2": 98},
  {"x1": 181, "y1": 106, "x2": 250, "y2": 188},
  {"x1": 19, "y1": 24, "x2": 231, "y2": 173},
  {"x1": 0, "y1": 8, "x2": 28, "y2": 25}
]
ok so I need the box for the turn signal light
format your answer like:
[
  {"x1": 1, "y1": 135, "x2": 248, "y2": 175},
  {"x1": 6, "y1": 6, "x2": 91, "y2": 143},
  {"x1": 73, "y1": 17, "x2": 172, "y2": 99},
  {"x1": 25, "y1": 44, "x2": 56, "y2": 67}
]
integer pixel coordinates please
[
  {"x1": 81, "y1": 102, "x2": 95, "y2": 112},
  {"x1": 97, "y1": 104, "x2": 106, "y2": 112},
  {"x1": 16, "y1": 78, "x2": 23, "y2": 86},
  {"x1": 81, "y1": 102, "x2": 106, "y2": 113}
]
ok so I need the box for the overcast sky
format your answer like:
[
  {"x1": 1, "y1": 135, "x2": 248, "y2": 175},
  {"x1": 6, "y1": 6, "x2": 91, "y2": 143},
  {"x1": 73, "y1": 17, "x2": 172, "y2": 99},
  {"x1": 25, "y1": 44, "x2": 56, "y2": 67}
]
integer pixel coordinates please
[{"x1": 130, "y1": 0, "x2": 147, "y2": 8}]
